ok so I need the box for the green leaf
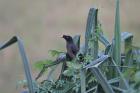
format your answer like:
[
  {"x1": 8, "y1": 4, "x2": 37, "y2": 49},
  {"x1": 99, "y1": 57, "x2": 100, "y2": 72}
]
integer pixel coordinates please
[
  {"x1": 95, "y1": 24, "x2": 110, "y2": 47},
  {"x1": 84, "y1": 54, "x2": 93, "y2": 63},
  {"x1": 49, "y1": 50, "x2": 64, "y2": 57},
  {"x1": 134, "y1": 71, "x2": 140, "y2": 82},
  {"x1": 67, "y1": 62, "x2": 82, "y2": 69},
  {"x1": 85, "y1": 8, "x2": 98, "y2": 57},
  {"x1": 63, "y1": 69, "x2": 74, "y2": 77},
  {"x1": 113, "y1": 0, "x2": 121, "y2": 65},
  {"x1": 16, "y1": 79, "x2": 27, "y2": 88},
  {"x1": 87, "y1": 76, "x2": 96, "y2": 84},
  {"x1": 34, "y1": 60, "x2": 53, "y2": 70},
  {"x1": 80, "y1": 69, "x2": 86, "y2": 93}
]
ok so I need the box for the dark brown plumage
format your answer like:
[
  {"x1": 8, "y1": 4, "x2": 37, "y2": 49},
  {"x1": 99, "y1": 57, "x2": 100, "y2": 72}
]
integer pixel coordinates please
[{"x1": 62, "y1": 35, "x2": 79, "y2": 61}]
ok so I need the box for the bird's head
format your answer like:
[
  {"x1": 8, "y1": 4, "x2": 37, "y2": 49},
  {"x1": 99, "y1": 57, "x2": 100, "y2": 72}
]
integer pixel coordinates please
[{"x1": 62, "y1": 35, "x2": 73, "y2": 43}]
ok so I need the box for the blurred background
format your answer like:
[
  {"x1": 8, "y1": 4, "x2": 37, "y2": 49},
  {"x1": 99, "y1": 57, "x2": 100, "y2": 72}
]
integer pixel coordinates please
[{"x1": 0, "y1": 0, "x2": 139, "y2": 92}]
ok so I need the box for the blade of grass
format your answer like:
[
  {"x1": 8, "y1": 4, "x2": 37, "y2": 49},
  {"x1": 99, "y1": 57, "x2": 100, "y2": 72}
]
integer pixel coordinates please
[
  {"x1": 92, "y1": 9, "x2": 98, "y2": 59},
  {"x1": 113, "y1": 0, "x2": 121, "y2": 65},
  {"x1": 85, "y1": 8, "x2": 98, "y2": 56},
  {"x1": 98, "y1": 32, "x2": 110, "y2": 47},
  {"x1": 85, "y1": 8, "x2": 95, "y2": 54},
  {"x1": 90, "y1": 67, "x2": 115, "y2": 93},
  {"x1": 80, "y1": 69, "x2": 86, "y2": 93},
  {"x1": 17, "y1": 36, "x2": 34, "y2": 93},
  {"x1": 110, "y1": 57, "x2": 129, "y2": 89}
]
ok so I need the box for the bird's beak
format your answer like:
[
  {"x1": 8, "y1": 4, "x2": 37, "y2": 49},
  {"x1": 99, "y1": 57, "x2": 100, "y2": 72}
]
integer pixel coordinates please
[{"x1": 61, "y1": 35, "x2": 65, "y2": 38}]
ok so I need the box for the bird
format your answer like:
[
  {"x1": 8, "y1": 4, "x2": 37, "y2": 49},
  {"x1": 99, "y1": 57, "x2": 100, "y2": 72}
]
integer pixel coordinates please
[
  {"x1": 62, "y1": 35, "x2": 79, "y2": 61},
  {"x1": 36, "y1": 35, "x2": 80, "y2": 80}
]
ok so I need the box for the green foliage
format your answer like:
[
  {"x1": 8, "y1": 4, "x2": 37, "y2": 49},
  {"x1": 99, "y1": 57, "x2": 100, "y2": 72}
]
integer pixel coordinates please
[
  {"x1": 8, "y1": 1, "x2": 140, "y2": 93},
  {"x1": 33, "y1": 3, "x2": 140, "y2": 92},
  {"x1": 113, "y1": 0, "x2": 121, "y2": 65},
  {"x1": 0, "y1": 0, "x2": 139, "y2": 93},
  {"x1": 38, "y1": 80, "x2": 75, "y2": 93},
  {"x1": 49, "y1": 50, "x2": 64, "y2": 57},
  {"x1": 84, "y1": 54, "x2": 93, "y2": 63},
  {"x1": 134, "y1": 71, "x2": 140, "y2": 83},
  {"x1": 16, "y1": 80, "x2": 27, "y2": 89},
  {"x1": 67, "y1": 61, "x2": 82, "y2": 69},
  {"x1": 23, "y1": 4, "x2": 140, "y2": 93},
  {"x1": 34, "y1": 60, "x2": 53, "y2": 70},
  {"x1": 63, "y1": 61, "x2": 82, "y2": 76}
]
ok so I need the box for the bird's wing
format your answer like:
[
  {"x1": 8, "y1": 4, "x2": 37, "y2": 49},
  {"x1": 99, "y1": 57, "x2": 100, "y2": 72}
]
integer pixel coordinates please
[
  {"x1": 71, "y1": 44, "x2": 79, "y2": 55},
  {"x1": 67, "y1": 44, "x2": 79, "y2": 59}
]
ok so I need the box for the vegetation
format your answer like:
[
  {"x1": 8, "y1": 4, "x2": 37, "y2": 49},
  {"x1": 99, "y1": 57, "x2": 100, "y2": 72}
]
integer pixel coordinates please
[
  {"x1": 32, "y1": 0, "x2": 140, "y2": 93},
  {"x1": 0, "y1": 0, "x2": 140, "y2": 93}
]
